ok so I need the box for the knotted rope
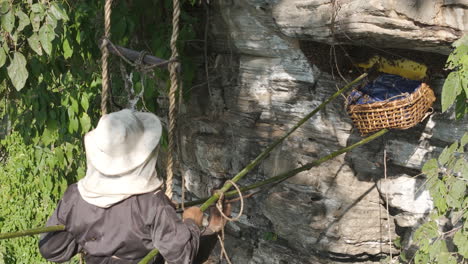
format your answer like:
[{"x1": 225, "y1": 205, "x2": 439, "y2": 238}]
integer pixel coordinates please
[
  {"x1": 216, "y1": 180, "x2": 244, "y2": 222},
  {"x1": 100, "y1": 0, "x2": 113, "y2": 115},
  {"x1": 165, "y1": 0, "x2": 181, "y2": 199},
  {"x1": 215, "y1": 180, "x2": 244, "y2": 264}
]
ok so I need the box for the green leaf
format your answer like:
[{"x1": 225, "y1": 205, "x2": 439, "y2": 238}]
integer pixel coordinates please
[
  {"x1": 438, "y1": 142, "x2": 458, "y2": 166},
  {"x1": 0, "y1": 46, "x2": 6, "y2": 68},
  {"x1": 462, "y1": 161, "x2": 468, "y2": 180},
  {"x1": 414, "y1": 251, "x2": 429, "y2": 264},
  {"x1": 79, "y1": 113, "x2": 91, "y2": 133},
  {"x1": 453, "y1": 157, "x2": 466, "y2": 175},
  {"x1": 432, "y1": 189, "x2": 448, "y2": 214},
  {"x1": 30, "y1": 3, "x2": 45, "y2": 15},
  {"x1": 452, "y1": 35, "x2": 468, "y2": 48},
  {"x1": 29, "y1": 12, "x2": 41, "y2": 32},
  {"x1": 67, "y1": 107, "x2": 75, "y2": 119},
  {"x1": 460, "y1": 132, "x2": 468, "y2": 148},
  {"x1": 45, "y1": 13, "x2": 57, "y2": 30},
  {"x1": 400, "y1": 251, "x2": 407, "y2": 262},
  {"x1": 0, "y1": 1, "x2": 9, "y2": 14},
  {"x1": 7, "y1": 52, "x2": 28, "y2": 91},
  {"x1": 41, "y1": 128, "x2": 54, "y2": 146},
  {"x1": 441, "y1": 72, "x2": 462, "y2": 112},
  {"x1": 50, "y1": 3, "x2": 68, "y2": 21},
  {"x1": 437, "y1": 252, "x2": 457, "y2": 264},
  {"x1": 430, "y1": 240, "x2": 449, "y2": 260},
  {"x1": 27, "y1": 33, "x2": 43, "y2": 56},
  {"x1": 46, "y1": 117, "x2": 58, "y2": 131},
  {"x1": 422, "y1": 158, "x2": 438, "y2": 178},
  {"x1": 70, "y1": 97, "x2": 79, "y2": 113},
  {"x1": 62, "y1": 38, "x2": 73, "y2": 59},
  {"x1": 446, "y1": 43, "x2": 468, "y2": 69},
  {"x1": 39, "y1": 24, "x2": 55, "y2": 55},
  {"x1": 450, "y1": 178, "x2": 466, "y2": 200},
  {"x1": 1, "y1": 10, "x2": 14, "y2": 33},
  {"x1": 454, "y1": 230, "x2": 468, "y2": 258},
  {"x1": 455, "y1": 91, "x2": 468, "y2": 120},
  {"x1": 68, "y1": 116, "x2": 78, "y2": 133},
  {"x1": 16, "y1": 10, "x2": 30, "y2": 32},
  {"x1": 80, "y1": 93, "x2": 89, "y2": 111},
  {"x1": 462, "y1": 54, "x2": 468, "y2": 70}
]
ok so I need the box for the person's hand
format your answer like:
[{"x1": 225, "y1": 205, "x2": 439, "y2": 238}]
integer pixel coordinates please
[
  {"x1": 182, "y1": 207, "x2": 203, "y2": 227},
  {"x1": 207, "y1": 202, "x2": 232, "y2": 233}
]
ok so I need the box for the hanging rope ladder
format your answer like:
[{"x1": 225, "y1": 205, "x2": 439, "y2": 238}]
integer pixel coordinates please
[{"x1": 98, "y1": 0, "x2": 181, "y2": 201}]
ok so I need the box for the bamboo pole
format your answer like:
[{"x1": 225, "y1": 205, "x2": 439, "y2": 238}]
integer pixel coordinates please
[
  {"x1": 0, "y1": 225, "x2": 65, "y2": 240},
  {"x1": 183, "y1": 128, "x2": 389, "y2": 207},
  {"x1": 0, "y1": 129, "x2": 386, "y2": 242},
  {"x1": 139, "y1": 73, "x2": 368, "y2": 263},
  {"x1": 199, "y1": 73, "x2": 367, "y2": 211},
  {"x1": 140, "y1": 128, "x2": 388, "y2": 263}
]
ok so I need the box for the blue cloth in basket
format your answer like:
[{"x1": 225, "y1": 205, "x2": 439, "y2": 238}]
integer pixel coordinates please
[{"x1": 348, "y1": 74, "x2": 422, "y2": 105}]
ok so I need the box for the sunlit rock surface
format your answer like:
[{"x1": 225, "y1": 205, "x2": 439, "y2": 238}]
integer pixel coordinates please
[{"x1": 273, "y1": 0, "x2": 467, "y2": 54}]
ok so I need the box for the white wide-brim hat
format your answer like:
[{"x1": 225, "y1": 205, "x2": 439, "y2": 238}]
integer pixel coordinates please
[{"x1": 84, "y1": 109, "x2": 162, "y2": 175}]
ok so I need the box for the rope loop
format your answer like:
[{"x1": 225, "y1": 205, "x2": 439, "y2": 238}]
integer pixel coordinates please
[
  {"x1": 214, "y1": 180, "x2": 244, "y2": 264},
  {"x1": 216, "y1": 180, "x2": 244, "y2": 222}
]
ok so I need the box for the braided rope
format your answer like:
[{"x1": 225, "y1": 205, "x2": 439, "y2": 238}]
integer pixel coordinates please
[
  {"x1": 165, "y1": 0, "x2": 181, "y2": 199},
  {"x1": 100, "y1": 0, "x2": 113, "y2": 115}
]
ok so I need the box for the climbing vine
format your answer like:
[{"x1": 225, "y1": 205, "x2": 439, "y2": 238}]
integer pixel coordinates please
[
  {"x1": 407, "y1": 133, "x2": 468, "y2": 264},
  {"x1": 404, "y1": 37, "x2": 468, "y2": 264},
  {"x1": 441, "y1": 35, "x2": 468, "y2": 119},
  {"x1": 0, "y1": 0, "x2": 199, "y2": 263}
]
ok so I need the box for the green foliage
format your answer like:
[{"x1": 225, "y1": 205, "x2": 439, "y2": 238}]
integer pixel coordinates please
[
  {"x1": 411, "y1": 133, "x2": 468, "y2": 264},
  {"x1": 442, "y1": 35, "x2": 468, "y2": 118},
  {"x1": 410, "y1": 37, "x2": 468, "y2": 262},
  {"x1": 0, "y1": 132, "x2": 83, "y2": 264},
  {"x1": 263, "y1": 232, "x2": 278, "y2": 241},
  {"x1": 0, "y1": 0, "x2": 199, "y2": 263}
]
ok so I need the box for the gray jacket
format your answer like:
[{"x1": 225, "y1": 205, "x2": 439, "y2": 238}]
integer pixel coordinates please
[{"x1": 39, "y1": 184, "x2": 200, "y2": 264}]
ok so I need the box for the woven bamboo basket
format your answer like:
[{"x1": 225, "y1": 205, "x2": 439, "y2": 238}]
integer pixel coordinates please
[{"x1": 347, "y1": 83, "x2": 436, "y2": 135}]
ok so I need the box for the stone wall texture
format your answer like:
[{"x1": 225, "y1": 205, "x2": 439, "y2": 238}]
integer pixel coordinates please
[{"x1": 172, "y1": 1, "x2": 467, "y2": 263}]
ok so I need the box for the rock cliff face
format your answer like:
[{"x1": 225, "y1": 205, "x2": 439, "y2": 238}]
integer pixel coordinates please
[{"x1": 175, "y1": 1, "x2": 467, "y2": 263}]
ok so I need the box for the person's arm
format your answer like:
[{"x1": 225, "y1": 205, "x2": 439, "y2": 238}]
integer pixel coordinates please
[
  {"x1": 39, "y1": 194, "x2": 80, "y2": 262},
  {"x1": 150, "y1": 199, "x2": 202, "y2": 264}
]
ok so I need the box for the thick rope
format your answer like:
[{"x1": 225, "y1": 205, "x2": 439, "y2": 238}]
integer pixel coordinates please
[
  {"x1": 165, "y1": 0, "x2": 181, "y2": 199},
  {"x1": 100, "y1": 0, "x2": 113, "y2": 115}
]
